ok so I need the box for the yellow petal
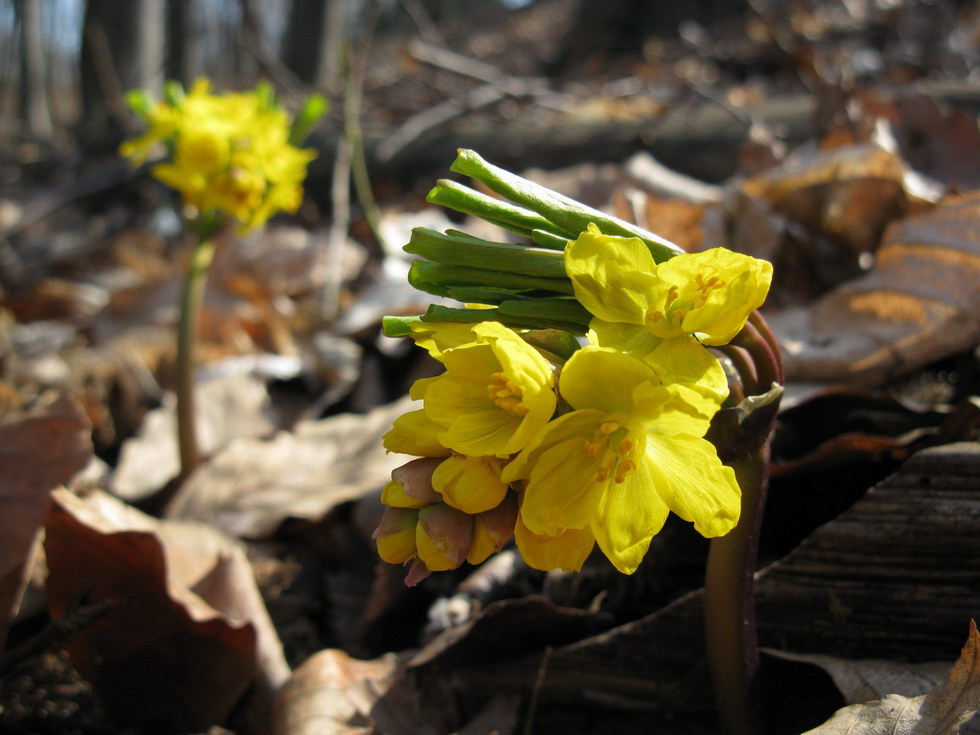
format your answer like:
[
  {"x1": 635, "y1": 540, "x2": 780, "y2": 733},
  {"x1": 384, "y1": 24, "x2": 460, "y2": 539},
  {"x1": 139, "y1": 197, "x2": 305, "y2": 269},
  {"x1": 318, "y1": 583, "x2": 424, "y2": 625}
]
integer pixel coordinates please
[
  {"x1": 559, "y1": 347, "x2": 660, "y2": 414},
  {"x1": 380, "y1": 479, "x2": 428, "y2": 509},
  {"x1": 467, "y1": 493, "x2": 518, "y2": 565},
  {"x1": 591, "y1": 459, "x2": 670, "y2": 574},
  {"x1": 644, "y1": 435, "x2": 741, "y2": 538},
  {"x1": 514, "y1": 515, "x2": 595, "y2": 572},
  {"x1": 565, "y1": 224, "x2": 657, "y2": 325},
  {"x1": 383, "y1": 408, "x2": 450, "y2": 457},
  {"x1": 373, "y1": 507, "x2": 418, "y2": 564},
  {"x1": 513, "y1": 412, "x2": 610, "y2": 535},
  {"x1": 641, "y1": 338, "x2": 729, "y2": 407}
]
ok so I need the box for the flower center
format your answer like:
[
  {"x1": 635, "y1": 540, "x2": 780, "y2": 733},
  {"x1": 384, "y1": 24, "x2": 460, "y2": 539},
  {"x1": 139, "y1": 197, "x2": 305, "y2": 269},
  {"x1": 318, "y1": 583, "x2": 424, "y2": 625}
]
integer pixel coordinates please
[
  {"x1": 644, "y1": 274, "x2": 727, "y2": 334},
  {"x1": 487, "y1": 372, "x2": 529, "y2": 416},
  {"x1": 582, "y1": 415, "x2": 638, "y2": 484}
]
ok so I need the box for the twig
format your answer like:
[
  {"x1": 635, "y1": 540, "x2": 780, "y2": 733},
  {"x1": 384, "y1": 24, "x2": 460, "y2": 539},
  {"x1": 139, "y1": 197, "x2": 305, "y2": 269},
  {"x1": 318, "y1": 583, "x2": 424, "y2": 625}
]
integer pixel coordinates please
[
  {"x1": 377, "y1": 77, "x2": 551, "y2": 162},
  {"x1": 399, "y1": 0, "x2": 445, "y2": 47},
  {"x1": 346, "y1": 1, "x2": 386, "y2": 250},
  {"x1": 408, "y1": 38, "x2": 505, "y2": 85},
  {"x1": 319, "y1": 125, "x2": 351, "y2": 322},
  {"x1": 236, "y1": 0, "x2": 309, "y2": 102},
  {"x1": 523, "y1": 645, "x2": 552, "y2": 735},
  {"x1": 0, "y1": 598, "x2": 114, "y2": 678}
]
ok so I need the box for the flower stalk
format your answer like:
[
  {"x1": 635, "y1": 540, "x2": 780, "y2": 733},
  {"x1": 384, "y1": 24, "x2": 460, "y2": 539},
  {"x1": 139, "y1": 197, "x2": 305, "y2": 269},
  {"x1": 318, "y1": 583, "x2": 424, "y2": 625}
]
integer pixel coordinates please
[
  {"x1": 704, "y1": 314, "x2": 784, "y2": 735},
  {"x1": 175, "y1": 228, "x2": 217, "y2": 478}
]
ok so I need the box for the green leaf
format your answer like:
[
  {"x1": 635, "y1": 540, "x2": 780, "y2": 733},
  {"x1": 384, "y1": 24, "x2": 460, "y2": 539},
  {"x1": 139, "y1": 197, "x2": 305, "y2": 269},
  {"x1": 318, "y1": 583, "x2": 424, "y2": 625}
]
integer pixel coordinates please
[
  {"x1": 163, "y1": 81, "x2": 185, "y2": 107},
  {"x1": 451, "y1": 148, "x2": 683, "y2": 263},
  {"x1": 421, "y1": 304, "x2": 588, "y2": 334},
  {"x1": 405, "y1": 228, "x2": 567, "y2": 278},
  {"x1": 520, "y1": 329, "x2": 582, "y2": 361},
  {"x1": 427, "y1": 180, "x2": 572, "y2": 240},
  {"x1": 290, "y1": 93, "x2": 329, "y2": 145},
  {"x1": 410, "y1": 260, "x2": 574, "y2": 295},
  {"x1": 124, "y1": 89, "x2": 155, "y2": 117},
  {"x1": 496, "y1": 298, "x2": 592, "y2": 327}
]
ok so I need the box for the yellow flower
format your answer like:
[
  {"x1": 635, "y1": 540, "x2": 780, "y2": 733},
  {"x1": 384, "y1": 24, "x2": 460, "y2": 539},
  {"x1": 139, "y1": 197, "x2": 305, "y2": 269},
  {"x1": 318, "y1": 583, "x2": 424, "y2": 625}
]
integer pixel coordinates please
[
  {"x1": 421, "y1": 321, "x2": 557, "y2": 458},
  {"x1": 120, "y1": 77, "x2": 317, "y2": 232},
  {"x1": 565, "y1": 224, "x2": 772, "y2": 404},
  {"x1": 503, "y1": 346, "x2": 741, "y2": 574}
]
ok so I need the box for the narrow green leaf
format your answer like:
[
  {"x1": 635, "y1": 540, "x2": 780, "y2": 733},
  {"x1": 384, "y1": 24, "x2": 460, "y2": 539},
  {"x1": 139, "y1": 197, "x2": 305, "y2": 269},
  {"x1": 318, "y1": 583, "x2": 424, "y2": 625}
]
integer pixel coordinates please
[
  {"x1": 444, "y1": 287, "x2": 532, "y2": 304},
  {"x1": 163, "y1": 81, "x2": 185, "y2": 107},
  {"x1": 382, "y1": 315, "x2": 424, "y2": 338},
  {"x1": 530, "y1": 228, "x2": 570, "y2": 251},
  {"x1": 427, "y1": 180, "x2": 573, "y2": 239},
  {"x1": 124, "y1": 89, "x2": 155, "y2": 117},
  {"x1": 405, "y1": 228, "x2": 567, "y2": 278},
  {"x1": 451, "y1": 148, "x2": 683, "y2": 263},
  {"x1": 411, "y1": 260, "x2": 574, "y2": 295},
  {"x1": 290, "y1": 93, "x2": 329, "y2": 145},
  {"x1": 520, "y1": 329, "x2": 582, "y2": 361},
  {"x1": 421, "y1": 305, "x2": 588, "y2": 334},
  {"x1": 497, "y1": 298, "x2": 592, "y2": 326}
]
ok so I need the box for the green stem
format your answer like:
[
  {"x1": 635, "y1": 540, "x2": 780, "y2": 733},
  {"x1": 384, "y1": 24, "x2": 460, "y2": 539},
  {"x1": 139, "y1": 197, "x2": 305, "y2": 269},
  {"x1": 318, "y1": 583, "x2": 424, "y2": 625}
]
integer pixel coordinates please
[
  {"x1": 175, "y1": 234, "x2": 217, "y2": 479},
  {"x1": 704, "y1": 445, "x2": 768, "y2": 735}
]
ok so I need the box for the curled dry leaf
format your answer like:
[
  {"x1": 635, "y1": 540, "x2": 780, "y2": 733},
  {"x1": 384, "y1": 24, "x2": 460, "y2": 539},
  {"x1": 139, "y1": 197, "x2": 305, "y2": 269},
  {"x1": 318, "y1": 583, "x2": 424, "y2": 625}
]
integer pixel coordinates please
[
  {"x1": 765, "y1": 648, "x2": 950, "y2": 704},
  {"x1": 803, "y1": 620, "x2": 980, "y2": 735},
  {"x1": 165, "y1": 395, "x2": 417, "y2": 538},
  {"x1": 0, "y1": 395, "x2": 92, "y2": 648},
  {"x1": 272, "y1": 649, "x2": 400, "y2": 735},
  {"x1": 740, "y1": 138, "x2": 941, "y2": 254},
  {"x1": 44, "y1": 488, "x2": 289, "y2": 733},
  {"x1": 769, "y1": 192, "x2": 980, "y2": 387}
]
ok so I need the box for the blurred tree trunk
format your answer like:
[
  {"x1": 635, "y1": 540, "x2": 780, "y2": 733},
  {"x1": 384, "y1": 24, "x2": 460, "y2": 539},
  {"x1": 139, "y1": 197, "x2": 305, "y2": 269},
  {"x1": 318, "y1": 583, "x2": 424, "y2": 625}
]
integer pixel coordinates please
[
  {"x1": 15, "y1": 0, "x2": 53, "y2": 138},
  {"x1": 282, "y1": 0, "x2": 349, "y2": 92},
  {"x1": 166, "y1": 0, "x2": 200, "y2": 87},
  {"x1": 79, "y1": 0, "x2": 166, "y2": 149},
  {"x1": 552, "y1": 0, "x2": 747, "y2": 73}
]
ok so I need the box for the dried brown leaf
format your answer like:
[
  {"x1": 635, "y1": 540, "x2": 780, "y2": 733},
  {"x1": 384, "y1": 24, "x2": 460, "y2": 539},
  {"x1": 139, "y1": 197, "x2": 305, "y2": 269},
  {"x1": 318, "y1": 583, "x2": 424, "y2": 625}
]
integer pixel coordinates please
[
  {"x1": 44, "y1": 488, "x2": 288, "y2": 733},
  {"x1": 0, "y1": 395, "x2": 92, "y2": 647},
  {"x1": 741, "y1": 140, "x2": 940, "y2": 253},
  {"x1": 804, "y1": 621, "x2": 980, "y2": 735},
  {"x1": 164, "y1": 396, "x2": 416, "y2": 538},
  {"x1": 272, "y1": 649, "x2": 400, "y2": 735},
  {"x1": 766, "y1": 648, "x2": 950, "y2": 703},
  {"x1": 769, "y1": 192, "x2": 980, "y2": 386},
  {"x1": 111, "y1": 370, "x2": 278, "y2": 501}
]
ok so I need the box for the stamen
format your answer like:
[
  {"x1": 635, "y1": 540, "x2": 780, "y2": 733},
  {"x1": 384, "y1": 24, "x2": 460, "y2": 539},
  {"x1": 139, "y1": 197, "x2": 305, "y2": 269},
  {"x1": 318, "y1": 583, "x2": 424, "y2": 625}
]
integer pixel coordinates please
[
  {"x1": 614, "y1": 459, "x2": 636, "y2": 483},
  {"x1": 487, "y1": 372, "x2": 529, "y2": 415}
]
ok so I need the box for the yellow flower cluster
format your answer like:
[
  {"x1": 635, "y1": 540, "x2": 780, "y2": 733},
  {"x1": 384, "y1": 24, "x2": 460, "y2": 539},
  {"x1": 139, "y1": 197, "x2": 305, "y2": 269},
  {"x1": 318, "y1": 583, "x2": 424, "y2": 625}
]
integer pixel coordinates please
[
  {"x1": 376, "y1": 226, "x2": 773, "y2": 584},
  {"x1": 120, "y1": 79, "x2": 317, "y2": 232}
]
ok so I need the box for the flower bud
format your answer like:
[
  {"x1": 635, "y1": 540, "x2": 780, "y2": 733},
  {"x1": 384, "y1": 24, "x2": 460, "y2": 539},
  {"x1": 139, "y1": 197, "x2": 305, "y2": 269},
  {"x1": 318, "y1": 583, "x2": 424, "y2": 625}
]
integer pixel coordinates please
[
  {"x1": 387, "y1": 457, "x2": 444, "y2": 506},
  {"x1": 416, "y1": 503, "x2": 473, "y2": 572},
  {"x1": 373, "y1": 507, "x2": 419, "y2": 564},
  {"x1": 432, "y1": 455, "x2": 509, "y2": 514},
  {"x1": 467, "y1": 492, "x2": 519, "y2": 565}
]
